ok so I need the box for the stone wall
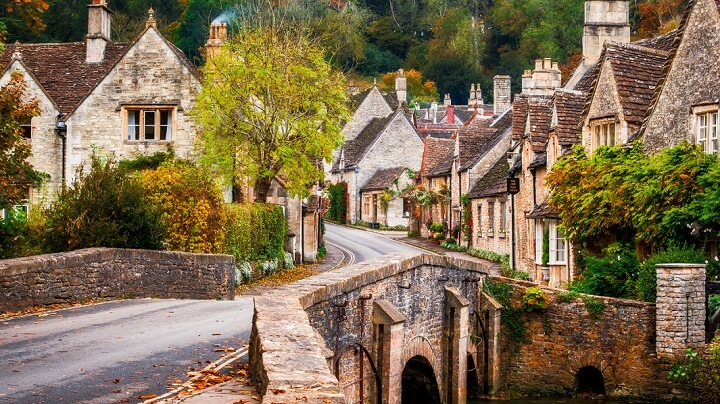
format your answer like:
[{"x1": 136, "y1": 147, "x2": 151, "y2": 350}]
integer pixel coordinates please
[
  {"x1": 0, "y1": 248, "x2": 234, "y2": 313},
  {"x1": 342, "y1": 87, "x2": 393, "y2": 141},
  {"x1": 490, "y1": 277, "x2": 679, "y2": 400},
  {"x1": 250, "y1": 253, "x2": 490, "y2": 403}
]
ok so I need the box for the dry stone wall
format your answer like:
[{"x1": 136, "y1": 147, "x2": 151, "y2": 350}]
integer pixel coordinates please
[{"x1": 0, "y1": 248, "x2": 234, "y2": 312}]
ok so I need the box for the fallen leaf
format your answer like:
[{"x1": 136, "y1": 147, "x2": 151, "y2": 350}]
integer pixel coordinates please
[
  {"x1": 137, "y1": 393, "x2": 157, "y2": 399},
  {"x1": 112, "y1": 379, "x2": 120, "y2": 384},
  {"x1": 271, "y1": 388, "x2": 286, "y2": 394}
]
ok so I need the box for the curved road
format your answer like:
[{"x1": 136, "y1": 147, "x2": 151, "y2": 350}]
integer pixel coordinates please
[
  {"x1": 324, "y1": 222, "x2": 423, "y2": 265},
  {"x1": 0, "y1": 298, "x2": 253, "y2": 403}
]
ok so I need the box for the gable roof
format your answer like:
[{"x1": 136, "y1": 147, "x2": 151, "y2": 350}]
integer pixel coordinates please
[
  {"x1": 467, "y1": 155, "x2": 509, "y2": 199},
  {"x1": 527, "y1": 96, "x2": 554, "y2": 153},
  {"x1": 511, "y1": 94, "x2": 530, "y2": 141},
  {"x1": 456, "y1": 114, "x2": 494, "y2": 168},
  {"x1": 459, "y1": 109, "x2": 513, "y2": 171},
  {"x1": 553, "y1": 90, "x2": 586, "y2": 145},
  {"x1": 422, "y1": 137, "x2": 455, "y2": 178},
  {"x1": 1, "y1": 42, "x2": 132, "y2": 115},
  {"x1": 361, "y1": 167, "x2": 406, "y2": 192}
]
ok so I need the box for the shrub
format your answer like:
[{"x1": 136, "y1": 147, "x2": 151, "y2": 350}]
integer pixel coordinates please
[
  {"x1": 138, "y1": 160, "x2": 226, "y2": 253},
  {"x1": 669, "y1": 339, "x2": 720, "y2": 401},
  {"x1": 636, "y1": 245, "x2": 717, "y2": 302},
  {"x1": 284, "y1": 252, "x2": 295, "y2": 268},
  {"x1": 225, "y1": 203, "x2": 286, "y2": 263},
  {"x1": 325, "y1": 182, "x2": 347, "y2": 222},
  {"x1": 119, "y1": 148, "x2": 174, "y2": 172},
  {"x1": 429, "y1": 222, "x2": 445, "y2": 233},
  {"x1": 445, "y1": 237, "x2": 456, "y2": 244},
  {"x1": 483, "y1": 278, "x2": 528, "y2": 344},
  {"x1": 317, "y1": 243, "x2": 327, "y2": 258},
  {"x1": 39, "y1": 155, "x2": 165, "y2": 252},
  {"x1": 571, "y1": 243, "x2": 639, "y2": 299},
  {"x1": 0, "y1": 208, "x2": 43, "y2": 259},
  {"x1": 236, "y1": 261, "x2": 253, "y2": 286},
  {"x1": 434, "y1": 232, "x2": 446, "y2": 241},
  {"x1": 522, "y1": 287, "x2": 549, "y2": 313}
]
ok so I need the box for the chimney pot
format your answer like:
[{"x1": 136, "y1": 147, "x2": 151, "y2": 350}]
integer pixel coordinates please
[{"x1": 447, "y1": 105, "x2": 455, "y2": 124}]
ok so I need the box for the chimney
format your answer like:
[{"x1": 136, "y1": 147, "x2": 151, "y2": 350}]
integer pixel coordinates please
[
  {"x1": 521, "y1": 59, "x2": 561, "y2": 96},
  {"x1": 493, "y1": 75, "x2": 511, "y2": 116},
  {"x1": 468, "y1": 84, "x2": 476, "y2": 110},
  {"x1": 395, "y1": 69, "x2": 407, "y2": 104},
  {"x1": 583, "y1": 0, "x2": 630, "y2": 66},
  {"x1": 347, "y1": 81, "x2": 360, "y2": 96},
  {"x1": 86, "y1": 0, "x2": 112, "y2": 63},
  {"x1": 205, "y1": 22, "x2": 227, "y2": 60},
  {"x1": 446, "y1": 105, "x2": 455, "y2": 124},
  {"x1": 431, "y1": 102, "x2": 438, "y2": 124},
  {"x1": 476, "y1": 83, "x2": 483, "y2": 104},
  {"x1": 444, "y1": 93, "x2": 452, "y2": 106}
]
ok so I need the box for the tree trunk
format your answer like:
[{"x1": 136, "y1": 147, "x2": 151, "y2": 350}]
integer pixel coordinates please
[{"x1": 254, "y1": 176, "x2": 273, "y2": 203}]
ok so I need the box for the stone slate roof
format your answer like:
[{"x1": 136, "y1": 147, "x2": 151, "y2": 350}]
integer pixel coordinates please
[
  {"x1": 352, "y1": 87, "x2": 373, "y2": 109},
  {"x1": 360, "y1": 167, "x2": 405, "y2": 192},
  {"x1": 416, "y1": 127, "x2": 457, "y2": 139},
  {"x1": 527, "y1": 152, "x2": 547, "y2": 170},
  {"x1": 467, "y1": 155, "x2": 509, "y2": 199},
  {"x1": 527, "y1": 201, "x2": 560, "y2": 219},
  {"x1": 553, "y1": 90, "x2": 586, "y2": 145},
  {"x1": 528, "y1": 96, "x2": 553, "y2": 153},
  {"x1": 511, "y1": 94, "x2": 529, "y2": 141},
  {"x1": 422, "y1": 137, "x2": 454, "y2": 178},
  {"x1": 603, "y1": 42, "x2": 670, "y2": 126},
  {"x1": 634, "y1": 30, "x2": 679, "y2": 52},
  {"x1": 459, "y1": 109, "x2": 513, "y2": 171},
  {"x1": 573, "y1": 62, "x2": 600, "y2": 93},
  {"x1": 456, "y1": 113, "x2": 494, "y2": 168},
  {"x1": 1, "y1": 42, "x2": 132, "y2": 115},
  {"x1": 340, "y1": 114, "x2": 395, "y2": 168},
  {"x1": 384, "y1": 92, "x2": 400, "y2": 110}
]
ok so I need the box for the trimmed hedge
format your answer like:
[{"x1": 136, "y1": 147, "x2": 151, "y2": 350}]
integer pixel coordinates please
[{"x1": 225, "y1": 203, "x2": 286, "y2": 263}]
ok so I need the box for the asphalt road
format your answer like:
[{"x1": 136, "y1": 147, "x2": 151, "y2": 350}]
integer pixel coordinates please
[
  {"x1": 324, "y1": 222, "x2": 423, "y2": 265},
  {"x1": 0, "y1": 298, "x2": 253, "y2": 403}
]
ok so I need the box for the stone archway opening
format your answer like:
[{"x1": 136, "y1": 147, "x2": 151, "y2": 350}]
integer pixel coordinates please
[
  {"x1": 576, "y1": 366, "x2": 606, "y2": 396},
  {"x1": 401, "y1": 355, "x2": 441, "y2": 404},
  {"x1": 466, "y1": 354, "x2": 481, "y2": 398}
]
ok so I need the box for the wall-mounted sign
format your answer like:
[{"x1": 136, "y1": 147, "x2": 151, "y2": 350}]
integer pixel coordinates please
[{"x1": 507, "y1": 177, "x2": 520, "y2": 195}]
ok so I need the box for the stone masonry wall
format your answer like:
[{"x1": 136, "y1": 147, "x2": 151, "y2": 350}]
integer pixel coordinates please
[
  {"x1": 250, "y1": 253, "x2": 489, "y2": 403},
  {"x1": 0, "y1": 248, "x2": 234, "y2": 313},
  {"x1": 492, "y1": 277, "x2": 679, "y2": 400},
  {"x1": 342, "y1": 87, "x2": 393, "y2": 141}
]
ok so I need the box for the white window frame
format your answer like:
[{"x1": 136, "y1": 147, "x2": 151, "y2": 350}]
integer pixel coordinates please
[
  {"x1": 693, "y1": 105, "x2": 719, "y2": 155},
  {"x1": 123, "y1": 106, "x2": 176, "y2": 142},
  {"x1": 535, "y1": 221, "x2": 543, "y2": 265},
  {"x1": 500, "y1": 200, "x2": 507, "y2": 231},
  {"x1": 548, "y1": 220, "x2": 567, "y2": 265}
]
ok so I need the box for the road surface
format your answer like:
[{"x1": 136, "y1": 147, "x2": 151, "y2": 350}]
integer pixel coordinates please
[
  {"x1": 0, "y1": 298, "x2": 253, "y2": 403},
  {"x1": 324, "y1": 222, "x2": 423, "y2": 265}
]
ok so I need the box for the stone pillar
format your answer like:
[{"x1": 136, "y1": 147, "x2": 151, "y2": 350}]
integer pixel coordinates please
[
  {"x1": 86, "y1": 0, "x2": 112, "y2": 63},
  {"x1": 445, "y1": 286, "x2": 469, "y2": 404},
  {"x1": 480, "y1": 291, "x2": 502, "y2": 395},
  {"x1": 656, "y1": 263, "x2": 706, "y2": 357},
  {"x1": 583, "y1": 0, "x2": 630, "y2": 66},
  {"x1": 373, "y1": 299, "x2": 406, "y2": 404},
  {"x1": 493, "y1": 75, "x2": 511, "y2": 116}
]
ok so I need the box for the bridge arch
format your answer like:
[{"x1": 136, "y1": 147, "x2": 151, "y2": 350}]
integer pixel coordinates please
[
  {"x1": 576, "y1": 366, "x2": 606, "y2": 396},
  {"x1": 402, "y1": 335, "x2": 444, "y2": 399},
  {"x1": 402, "y1": 355, "x2": 441, "y2": 404}
]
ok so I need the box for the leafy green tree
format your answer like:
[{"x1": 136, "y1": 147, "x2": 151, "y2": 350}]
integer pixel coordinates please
[
  {"x1": 0, "y1": 72, "x2": 45, "y2": 210},
  {"x1": 194, "y1": 24, "x2": 350, "y2": 202},
  {"x1": 379, "y1": 69, "x2": 439, "y2": 104}
]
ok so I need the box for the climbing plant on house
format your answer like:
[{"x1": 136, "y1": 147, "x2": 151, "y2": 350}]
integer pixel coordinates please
[{"x1": 325, "y1": 181, "x2": 348, "y2": 223}]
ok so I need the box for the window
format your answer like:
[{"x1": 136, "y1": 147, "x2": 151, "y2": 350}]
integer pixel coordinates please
[
  {"x1": 535, "y1": 219, "x2": 567, "y2": 265},
  {"x1": 20, "y1": 118, "x2": 31, "y2": 139},
  {"x1": 696, "y1": 110, "x2": 718, "y2": 154},
  {"x1": 125, "y1": 107, "x2": 174, "y2": 141},
  {"x1": 500, "y1": 201, "x2": 507, "y2": 231},
  {"x1": 362, "y1": 195, "x2": 371, "y2": 219},
  {"x1": 487, "y1": 201, "x2": 495, "y2": 231},
  {"x1": 402, "y1": 198, "x2": 410, "y2": 218},
  {"x1": 476, "y1": 203, "x2": 482, "y2": 236},
  {"x1": 592, "y1": 119, "x2": 616, "y2": 150}
]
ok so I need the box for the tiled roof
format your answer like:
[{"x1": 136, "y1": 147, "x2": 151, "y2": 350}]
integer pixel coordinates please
[
  {"x1": 634, "y1": 30, "x2": 679, "y2": 52},
  {"x1": 527, "y1": 201, "x2": 560, "y2": 219},
  {"x1": 416, "y1": 127, "x2": 457, "y2": 139},
  {"x1": 604, "y1": 42, "x2": 669, "y2": 126},
  {"x1": 467, "y1": 155, "x2": 509, "y2": 199},
  {"x1": 456, "y1": 113, "x2": 494, "y2": 168},
  {"x1": 511, "y1": 94, "x2": 529, "y2": 141},
  {"x1": 422, "y1": 137, "x2": 454, "y2": 177},
  {"x1": 384, "y1": 92, "x2": 399, "y2": 110},
  {"x1": 553, "y1": 90, "x2": 586, "y2": 145},
  {"x1": 573, "y1": 62, "x2": 600, "y2": 93},
  {"x1": 341, "y1": 114, "x2": 395, "y2": 168},
  {"x1": 528, "y1": 96, "x2": 553, "y2": 153},
  {"x1": 360, "y1": 167, "x2": 406, "y2": 192},
  {"x1": 1, "y1": 42, "x2": 132, "y2": 115},
  {"x1": 459, "y1": 109, "x2": 513, "y2": 171},
  {"x1": 527, "y1": 152, "x2": 547, "y2": 170}
]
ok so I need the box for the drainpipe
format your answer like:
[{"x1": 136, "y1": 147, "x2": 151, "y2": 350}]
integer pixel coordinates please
[
  {"x1": 531, "y1": 168, "x2": 537, "y2": 207},
  {"x1": 301, "y1": 205, "x2": 306, "y2": 264},
  {"x1": 354, "y1": 166, "x2": 360, "y2": 224},
  {"x1": 54, "y1": 115, "x2": 67, "y2": 185}
]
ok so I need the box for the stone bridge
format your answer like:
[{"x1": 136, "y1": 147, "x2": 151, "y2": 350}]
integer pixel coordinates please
[{"x1": 249, "y1": 254, "x2": 707, "y2": 403}]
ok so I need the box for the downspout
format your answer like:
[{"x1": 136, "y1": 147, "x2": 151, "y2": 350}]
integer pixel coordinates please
[
  {"x1": 301, "y1": 205, "x2": 306, "y2": 263},
  {"x1": 354, "y1": 166, "x2": 360, "y2": 224},
  {"x1": 531, "y1": 168, "x2": 537, "y2": 207}
]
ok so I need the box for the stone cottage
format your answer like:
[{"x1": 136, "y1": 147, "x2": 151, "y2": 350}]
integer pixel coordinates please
[
  {"x1": 0, "y1": 0, "x2": 202, "y2": 208},
  {"x1": 358, "y1": 167, "x2": 414, "y2": 227},
  {"x1": 417, "y1": 136, "x2": 454, "y2": 235}
]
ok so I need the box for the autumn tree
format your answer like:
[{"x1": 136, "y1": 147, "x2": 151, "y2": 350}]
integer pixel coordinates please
[
  {"x1": 379, "y1": 69, "x2": 439, "y2": 104},
  {"x1": 0, "y1": 72, "x2": 45, "y2": 210},
  {"x1": 194, "y1": 24, "x2": 350, "y2": 202}
]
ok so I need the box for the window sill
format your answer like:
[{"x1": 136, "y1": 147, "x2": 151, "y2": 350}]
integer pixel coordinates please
[{"x1": 124, "y1": 140, "x2": 174, "y2": 145}]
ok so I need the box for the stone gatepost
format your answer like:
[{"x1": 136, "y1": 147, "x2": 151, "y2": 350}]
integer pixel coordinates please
[
  {"x1": 656, "y1": 263, "x2": 706, "y2": 357},
  {"x1": 373, "y1": 299, "x2": 406, "y2": 404},
  {"x1": 445, "y1": 286, "x2": 469, "y2": 404},
  {"x1": 480, "y1": 291, "x2": 503, "y2": 395}
]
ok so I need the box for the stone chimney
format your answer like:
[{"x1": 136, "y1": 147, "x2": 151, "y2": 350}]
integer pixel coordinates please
[
  {"x1": 431, "y1": 102, "x2": 438, "y2": 124},
  {"x1": 446, "y1": 105, "x2": 455, "y2": 124},
  {"x1": 444, "y1": 93, "x2": 452, "y2": 106},
  {"x1": 205, "y1": 22, "x2": 227, "y2": 60},
  {"x1": 86, "y1": 0, "x2": 112, "y2": 63},
  {"x1": 347, "y1": 81, "x2": 359, "y2": 96},
  {"x1": 522, "y1": 58, "x2": 561, "y2": 96},
  {"x1": 583, "y1": 0, "x2": 630, "y2": 66},
  {"x1": 395, "y1": 69, "x2": 407, "y2": 104},
  {"x1": 493, "y1": 75, "x2": 511, "y2": 116}
]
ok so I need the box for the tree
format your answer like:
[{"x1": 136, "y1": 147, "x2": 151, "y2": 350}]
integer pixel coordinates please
[
  {"x1": 194, "y1": 24, "x2": 350, "y2": 202},
  {"x1": 378, "y1": 69, "x2": 439, "y2": 104},
  {"x1": 0, "y1": 72, "x2": 45, "y2": 210}
]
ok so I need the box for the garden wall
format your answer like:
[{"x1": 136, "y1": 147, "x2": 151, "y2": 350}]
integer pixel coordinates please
[
  {"x1": 493, "y1": 277, "x2": 678, "y2": 399},
  {"x1": 0, "y1": 248, "x2": 235, "y2": 313}
]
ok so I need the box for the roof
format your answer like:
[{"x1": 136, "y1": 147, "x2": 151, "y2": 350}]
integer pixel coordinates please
[
  {"x1": 456, "y1": 113, "x2": 494, "y2": 168},
  {"x1": 634, "y1": 30, "x2": 679, "y2": 52},
  {"x1": 360, "y1": 167, "x2": 406, "y2": 192},
  {"x1": 467, "y1": 155, "x2": 509, "y2": 199},
  {"x1": 340, "y1": 114, "x2": 395, "y2": 168},
  {"x1": 602, "y1": 42, "x2": 669, "y2": 127},
  {"x1": 459, "y1": 109, "x2": 513, "y2": 171},
  {"x1": 416, "y1": 126, "x2": 457, "y2": 139},
  {"x1": 573, "y1": 62, "x2": 600, "y2": 93},
  {"x1": 1, "y1": 42, "x2": 132, "y2": 115},
  {"x1": 511, "y1": 94, "x2": 529, "y2": 141},
  {"x1": 527, "y1": 152, "x2": 547, "y2": 170},
  {"x1": 527, "y1": 201, "x2": 560, "y2": 219},
  {"x1": 422, "y1": 137, "x2": 454, "y2": 177},
  {"x1": 553, "y1": 90, "x2": 586, "y2": 145},
  {"x1": 528, "y1": 96, "x2": 553, "y2": 153}
]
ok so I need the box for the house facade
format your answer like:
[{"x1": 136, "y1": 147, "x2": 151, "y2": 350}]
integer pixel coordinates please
[{"x1": 1, "y1": 1, "x2": 201, "y2": 207}]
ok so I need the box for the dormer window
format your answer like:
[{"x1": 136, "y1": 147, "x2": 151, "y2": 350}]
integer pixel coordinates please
[
  {"x1": 694, "y1": 106, "x2": 718, "y2": 154},
  {"x1": 591, "y1": 118, "x2": 616, "y2": 150},
  {"x1": 124, "y1": 106, "x2": 175, "y2": 142}
]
